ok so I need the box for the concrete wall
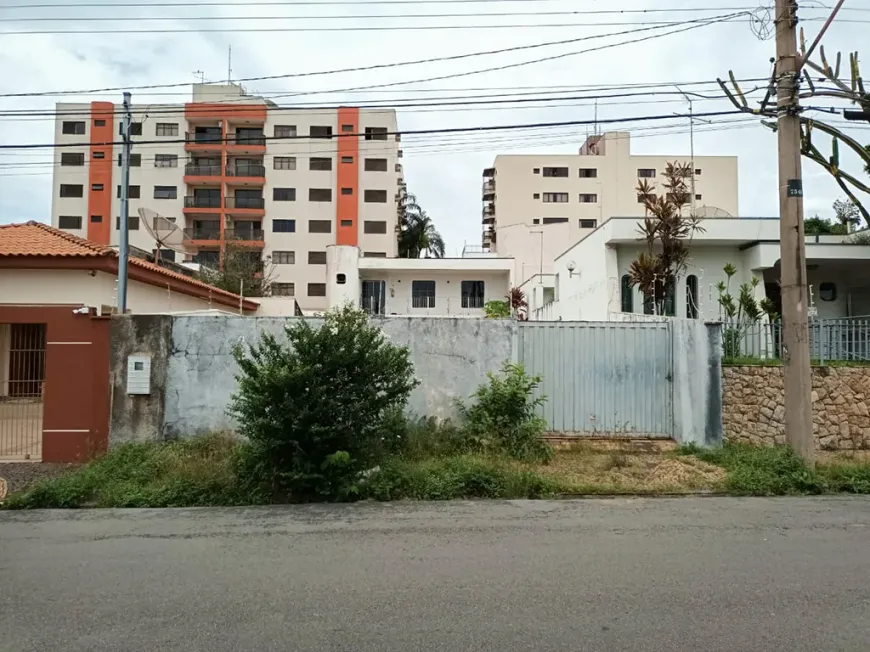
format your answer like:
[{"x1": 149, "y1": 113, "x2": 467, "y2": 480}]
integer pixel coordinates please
[
  {"x1": 109, "y1": 315, "x2": 172, "y2": 446},
  {"x1": 672, "y1": 320, "x2": 724, "y2": 447},
  {"x1": 723, "y1": 365, "x2": 870, "y2": 450}
]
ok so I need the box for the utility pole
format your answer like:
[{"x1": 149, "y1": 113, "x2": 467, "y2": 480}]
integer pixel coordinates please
[
  {"x1": 118, "y1": 92, "x2": 132, "y2": 315},
  {"x1": 774, "y1": 0, "x2": 814, "y2": 464},
  {"x1": 675, "y1": 86, "x2": 696, "y2": 214}
]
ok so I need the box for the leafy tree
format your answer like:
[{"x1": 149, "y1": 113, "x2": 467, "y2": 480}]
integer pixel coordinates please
[
  {"x1": 195, "y1": 239, "x2": 275, "y2": 297},
  {"x1": 833, "y1": 198, "x2": 862, "y2": 231},
  {"x1": 229, "y1": 305, "x2": 419, "y2": 500},
  {"x1": 397, "y1": 186, "x2": 446, "y2": 258},
  {"x1": 804, "y1": 215, "x2": 847, "y2": 236},
  {"x1": 627, "y1": 162, "x2": 704, "y2": 315},
  {"x1": 507, "y1": 287, "x2": 528, "y2": 320}
]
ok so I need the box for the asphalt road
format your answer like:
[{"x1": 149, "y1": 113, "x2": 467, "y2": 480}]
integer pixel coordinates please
[{"x1": 2, "y1": 498, "x2": 870, "y2": 652}]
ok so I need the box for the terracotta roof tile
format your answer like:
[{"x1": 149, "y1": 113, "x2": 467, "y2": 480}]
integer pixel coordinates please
[{"x1": 0, "y1": 221, "x2": 257, "y2": 307}]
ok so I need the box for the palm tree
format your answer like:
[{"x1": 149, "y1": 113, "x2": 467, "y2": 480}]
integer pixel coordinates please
[{"x1": 397, "y1": 187, "x2": 446, "y2": 258}]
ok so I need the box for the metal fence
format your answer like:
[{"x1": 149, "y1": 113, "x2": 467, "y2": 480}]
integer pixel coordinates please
[
  {"x1": 0, "y1": 323, "x2": 46, "y2": 461},
  {"x1": 722, "y1": 316, "x2": 870, "y2": 363}
]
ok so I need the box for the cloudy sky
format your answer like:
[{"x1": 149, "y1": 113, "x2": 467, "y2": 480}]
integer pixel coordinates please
[{"x1": 0, "y1": 0, "x2": 868, "y2": 254}]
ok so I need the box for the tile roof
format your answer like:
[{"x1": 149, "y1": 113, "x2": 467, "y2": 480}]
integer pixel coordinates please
[{"x1": 0, "y1": 221, "x2": 256, "y2": 305}]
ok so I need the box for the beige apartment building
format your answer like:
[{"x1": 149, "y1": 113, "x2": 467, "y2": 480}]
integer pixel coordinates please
[
  {"x1": 50, "y1": 84, "x2": 403, "y2": 311},
  {"x1": 481, "y1": 131, "x2": 739, "y2": 284}
]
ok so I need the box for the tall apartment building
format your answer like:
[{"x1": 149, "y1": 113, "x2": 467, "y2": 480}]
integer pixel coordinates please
[
  {"x1": 50, "y1": 84, "x2": 403, "y2": 310},
  {"x1": 481, "y1": 131, "x2": 738, "y2": 284}
]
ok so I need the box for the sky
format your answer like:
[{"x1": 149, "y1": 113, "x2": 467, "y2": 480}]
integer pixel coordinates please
[{"x1": 0, "y1": 0, "x2": 868, "y2": 255}]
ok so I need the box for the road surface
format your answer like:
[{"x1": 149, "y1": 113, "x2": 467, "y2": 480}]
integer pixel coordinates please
[{"x1": 2, "y1": 498, "x2": 870, "y2": 651}]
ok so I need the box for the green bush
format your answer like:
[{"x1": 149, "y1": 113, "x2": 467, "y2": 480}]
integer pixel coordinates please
[
  {"x1": 458, "y1": 363, "x2": 553, "y2": 462},
  {"x1": 4, "y1": 434, "x2": 261, "y2": 509},
  {"x1": 361, "y1": 455, "x2": 561, "y2": 501},
  {"x1": 483, "y1": 300, "x2": 510, "y2": 319},
  {"x1": 380, "y1": 411, "x2": 466, "y2": 461},
  {"x1": 695, "y1": 443, "x2": 824, "y2": 495},
  {"x1": 229, "y1": 305, "x2": 419, "y2": 500}
]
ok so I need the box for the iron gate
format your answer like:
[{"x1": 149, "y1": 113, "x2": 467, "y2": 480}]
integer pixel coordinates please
[
  {"x1": 517, "y1": 321, "x2": 674, "y2": 438},
  {"x1": 0, "y1": 323, "x2": 46, "y2": 460}
]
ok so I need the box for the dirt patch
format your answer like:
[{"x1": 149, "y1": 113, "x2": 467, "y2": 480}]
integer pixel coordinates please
[
  {"x1": 0, "y1": 463, "x2": 79, "y2": 496},
  {"x1": 538, "y1": 450, "x2": 726, "y2": 493}
]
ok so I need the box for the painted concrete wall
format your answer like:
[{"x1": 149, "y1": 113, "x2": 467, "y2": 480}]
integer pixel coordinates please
[
  {"x1": 671, "y1": 319, "x2": 724, "y2": 447},
  {"x1": 160, "y1": 316, "x2": 516, "y2": 439},
  {"x1": 0, "y1": 269, "x2": 239, "y2": 314},
  {"x1": 550, "y1": 227, "x2": 619, "y2": 321}
]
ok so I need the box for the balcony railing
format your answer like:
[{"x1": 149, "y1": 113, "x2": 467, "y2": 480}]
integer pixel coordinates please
[
  {"x1": 482, "y1": 180, "x2": 495, "y2": 194},
  {"x1": 226, "y1": 163, "x2": 266, "y2": 178},
  {"x1": 483, "y1": 204, "x2": 495, "y2": 217},
  {"x1": 185, "y1": 132, "x2": 223, "y2": 144},
  {"x1": 184, "y1": 227, "x2": 221, "y2": 241},
  {"x1": 224, "y1": 227, "x2": 265, "y2": 242},
  {"x1": 184, "y1": 196, "x2": 222, "y2": 209},
  {"x1": 225, "y1": 196, "x2": 265, "y2": 210},
  {"x1": 231, "y1": 133, "x2": 266, "y2": 146},
  {"x1": 184, "y1": 163, "x2": 221, "y2": 177}
]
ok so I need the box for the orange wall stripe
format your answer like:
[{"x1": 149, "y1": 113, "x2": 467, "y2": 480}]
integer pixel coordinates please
[
  {"x1": 336, "y1": 107, "x2": 360, "y2": 246},
  {"x1": 87, "y1": 102, "x2": 114, "y2": 245}
]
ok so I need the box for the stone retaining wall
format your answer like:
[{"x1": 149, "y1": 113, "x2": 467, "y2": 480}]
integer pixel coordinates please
[{"x1": 722, "y1": 366, "x2": 870, "y2": 450}]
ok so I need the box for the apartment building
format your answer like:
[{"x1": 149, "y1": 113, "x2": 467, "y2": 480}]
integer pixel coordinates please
[
  {"x1": 481, "y1": 131, "x2": 739, "y2": 284},
  {"x1": 50, "y1": 83, "x2": 403, "y2": 311}
]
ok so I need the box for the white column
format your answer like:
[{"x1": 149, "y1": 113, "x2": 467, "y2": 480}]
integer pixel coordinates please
[{"x1": 325, "y1": 245, "x2": 361, "y2": 310}]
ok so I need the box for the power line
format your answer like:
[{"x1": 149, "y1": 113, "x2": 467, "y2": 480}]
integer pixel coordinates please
[{"x1": 0, "y1": 0, "x2": 606, "y2": 7}]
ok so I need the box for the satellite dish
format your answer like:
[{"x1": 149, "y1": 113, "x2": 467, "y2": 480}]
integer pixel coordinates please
[
  {"x1": 694, "y1": 205, "x2": 734, "y2": 218},
  {"x1": 138, "y1": 207, "x2": 188, "y2": 262}
]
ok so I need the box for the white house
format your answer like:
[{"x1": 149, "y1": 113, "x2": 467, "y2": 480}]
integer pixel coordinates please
[{"x1": 529, "y1": 217, "x2": 870, "y2": 322}]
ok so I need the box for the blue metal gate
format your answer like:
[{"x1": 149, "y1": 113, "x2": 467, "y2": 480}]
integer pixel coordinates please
[{"x1": 517, "y1": 321, "x2": 674, "y2": 438}]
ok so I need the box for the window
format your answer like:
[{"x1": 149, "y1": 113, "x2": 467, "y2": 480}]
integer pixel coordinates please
[
  {"x1": 274, "y1": 125, "x2": 296, "y2": 139},
  {"x1": 274, "y1": 156, "x2": 296, "y2": 170},
  {"x1": 364, "y1": 220, "x2": 387, "y2": 234},
  {"x1": 157, "y1": 249, "x2": 176, "y2": 263},
  {"x1": 411, "y1": 280, "x2": 436, "y2": 308},
  {"x1": 93, "y1": 151, "x2": 105, "y2": 159},
  {"x1": 94, "y1": 119, "x2": 106, "y2": 127},
  {"x1": 638, "y1": 168, "x2": 656, "y2": 178},
  {"x1": 819, "y1": 282, "x2": 837, "y2": 302},
  {"x1": 341, "y1": 124, "x2": 354, "y2": 133},
  {"x1": 118, "y1": 153, "x2": 141, "y2": 167},
  {"x1": 533, "y1": 168, "x2": 540, "y2": 174},
  {"x1": 695, "y1": 194, "x2": 702, "y2": 201},
  {"x1": 336, "y1": 273, "x2": 347, "y2": 285},
  {"x1": 664, "y1": 282, "x2": 676, "y2": 317},
  {"x1": 361, "y1": 279, "x2": 386, "y2": 314},
  {"x1": 156, "y1": 123, "x2": 179, "y2": 137},
  {"x1": 341, "y1": 156, "x2": 354, "y2": 164},
  {"x1": 542, "y1": 167, "x2": 569, "y2": 177},
  {"x1": 363, "y1": 252, "x2": 387, "y2": 258},
  {"x1": 91, "y1": 184, "x2": 104, "y2": 191},
  {"x1": 621, "y1": 275, "x2": 633, "y2": 313},
  {"x1": 340, "y1": 219, "x2": 353, "y2": 227},
  {"x1": 308, "y1": 283, "x2": 327, "y2": 297},
  {"x1": 59, "y1": 184, "x2": 84, "y2": 198},
  {"x1": 461, "y1": 280, "x2": 485, "y2": 309},
  {"x1": 364, "y1": 158, "x2": 388, "y2": 172},
  {"x1": 340, "y1": 188, "x2": 353, "y2": 196},
  {"x1": 533, "y1": 193, "x2": 540, "y2": 199},
  {"x1": 643, "y1": 294, "x2": 654, "y2": 315},
  {"x1": 115, "y1": 215, "x2": 140, "y2": 230},
  {"x1": 272, "y1": 219, "x2": 296, "y2": 233},
  {"x1": 273, "y1": 188, "x2": 296, "y2": 202},
  {"x1": 578, "y1": 194, "x2": 598, "y2": 203},
  {"x1": 579, "y1": 168, "x2": 598, "y2": 178},
  {"x1": 309, "y1": 125, "x2": 333, "y2": 139},
  {"x1": 309, "y1": 188, "x2": 332, "y2": 202},
  {"x1": 117, "y1": 185, "x2": 140, "y2": 198},
  {"x1": 272, "y1": 283, "x2": 295, "y2": 297},
  {"x1": 60, "y1": 152, "x2": 85, "y2": 166},
  {"x1": 308, "y1": 251, "x2": 327, "y2": 265},
  {"x1": 579, "y1": 219, "x2": 598, "y2": 229},
  {"x1": 153, "y1": 185, "x2": 177, "y2": 199},
  {"x1": 364, "y1": 127, "x2": 388, "y2": 141},
  {"x1": 309, "y1": 157, "x2": 333, "y2": 171},
  {"x1": 194, "y1": 251, "x2": 220, "y2": 268},
  {"x1": 686, "y1": 275, "x2": 699, "y2": 318},
  {"x1": 90, "y1": 215, "x2": 102, "y2": 223},
  {"x1": 272, "y1": 251, "x2": 295, "y2": 265},
  {"x1": 532, "y1": 219, "x2": 540, "y2": 225},
  {"x1": 542, "y1": 217, "x2": 568, "y2": 224},
  {"x1": 309, "y1": 220, "x2": 332, "y2": 233},
  {"x1": 62, "y1": 121, "x2": 85, "y2": 135},
  {"x1": 120, "y1": 122, "x2": 143, "y2": 136},
  {"x1": 364, "y1": 189, "x2": 387, "y2": 203},
  {"x1": 155, "y1": 154, "x2": 178, "y2": 168},
  {"x1": 58, "y1": 215, "x2": 82, "y2": 229},
  {"x1": 694, "y1": 168, "x2": 702, "y2": 176},
  {"x1": 542, "y1": 193, "x2": 569, "y2": 203}
]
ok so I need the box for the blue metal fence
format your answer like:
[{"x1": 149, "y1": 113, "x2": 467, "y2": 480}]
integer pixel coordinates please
[{"x1": 722, "y1": 317, "x2": 870, "y2": 363}]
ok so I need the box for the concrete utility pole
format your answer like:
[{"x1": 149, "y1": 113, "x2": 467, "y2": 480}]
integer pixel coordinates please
[
  {"x1": 118, "y1": 92, "x2": 133, "y2": 314},
  {"x1": 675, "y1": 86, "x2": 696, "y2": 214},
  {"x1": 774, "y1": 0, "x2": 814, "y2": 463}
]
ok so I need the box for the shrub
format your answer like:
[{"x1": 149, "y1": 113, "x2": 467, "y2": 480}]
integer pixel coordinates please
[
  {"x1": 458, "y1": 362, "x2": 553, "y2": 462},
  {"x1": 229, "y1": 305, "x2": 419, "y2": 500},
  {"x1": 484, "y1": 300, "x2": 510, "y2": 319},
  {"x1": 695, "y1": 443, "x2": 823, "y2": 495}
]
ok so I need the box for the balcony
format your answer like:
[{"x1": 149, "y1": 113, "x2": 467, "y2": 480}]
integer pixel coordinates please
[
  {"x1": 225, "y1": 196, "x2": 265, "y2": 216},
  {"x1": 183, "y1": 195, "x2": 222, "y2": 215},
  {"x1": 482, "y1": 179, "x2": 495, "y2": 200},
  {"x1": 183, "y1": 226, "x2": 221, "y2": 246},
  {"x1": 483, "y1": 167, "x2": 495, "y2": 178},
  {"x1": 184, "y1": 163, "x2": 221, "y2": 177},
  {"x1": 227, "y1": 132, "x2": 266, "y2": 154},
  {"x1": 184, "y1": 131, "x2": 223, "y2": 153},
  {"x1": 224, "y1": 227, "x2": 265, "y2": 244},
  {"x1": 482, "y1": 203, "x2": 495, "y2": 219},
  {"x1": 225, "y1": 163, "x2": 266, "y2": 184}
]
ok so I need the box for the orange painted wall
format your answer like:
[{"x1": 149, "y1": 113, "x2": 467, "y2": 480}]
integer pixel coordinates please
[
  {"x1": 336, "y1": 107, "x2": 360, "y2": 246},
  {"x1": 87, "y1": 102, "x2": 114, "y2": 245}
]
